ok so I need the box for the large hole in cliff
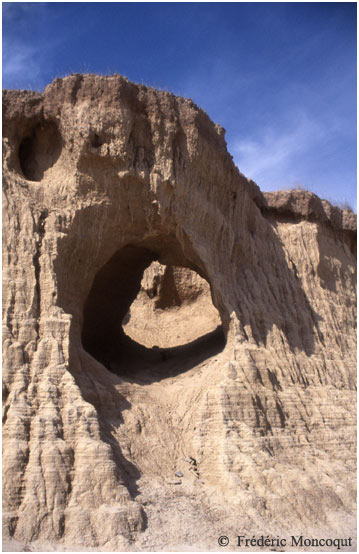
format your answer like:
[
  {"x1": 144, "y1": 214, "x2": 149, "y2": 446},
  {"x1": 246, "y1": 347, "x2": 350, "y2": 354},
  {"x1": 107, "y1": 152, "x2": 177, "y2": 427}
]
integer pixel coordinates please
[
  {"x1": 18, "y1": 121, "x2": 62, "y2": 181},
  {"x1": 81, "y1": 245, "x2": 225, "y2": 381}
]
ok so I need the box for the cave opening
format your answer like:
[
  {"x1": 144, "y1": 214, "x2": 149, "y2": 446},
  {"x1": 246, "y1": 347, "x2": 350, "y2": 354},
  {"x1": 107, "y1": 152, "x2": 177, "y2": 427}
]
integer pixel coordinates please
[
  {"x1": 81, "y1": 245, "x2": 225, "y2": 381},
  {"x1": 18, "y1": 121, "x2": 62, "y2": 181}
]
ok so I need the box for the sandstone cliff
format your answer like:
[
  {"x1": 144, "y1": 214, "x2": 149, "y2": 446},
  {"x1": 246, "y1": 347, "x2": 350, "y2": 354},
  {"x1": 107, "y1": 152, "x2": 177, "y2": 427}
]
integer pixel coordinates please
[{"x1": 2, "y1": 75, "x2": 356, "y2": 551}]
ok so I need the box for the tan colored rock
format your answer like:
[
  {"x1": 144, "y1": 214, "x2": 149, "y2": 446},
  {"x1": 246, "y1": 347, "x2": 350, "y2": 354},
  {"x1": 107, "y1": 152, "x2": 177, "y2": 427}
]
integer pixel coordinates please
[
  {"x1": 2, "y1": 74, "x2": 356, "y2": 551},
  {"x1": 123, "y1": 261, "x2": 221, "y2": 349}
]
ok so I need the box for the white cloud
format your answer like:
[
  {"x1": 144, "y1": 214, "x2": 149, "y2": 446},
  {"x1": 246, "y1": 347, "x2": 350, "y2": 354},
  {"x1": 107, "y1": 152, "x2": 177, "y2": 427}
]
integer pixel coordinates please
[
  {"x1": 230, "y1": 113, "x2": 326, "y2": 189},
  {"x1": 2, "y1": 3, "x2": 57, "y2": 90},
  {"x1": 3, "y1": 40, "x2": 42, "y2": 88}
]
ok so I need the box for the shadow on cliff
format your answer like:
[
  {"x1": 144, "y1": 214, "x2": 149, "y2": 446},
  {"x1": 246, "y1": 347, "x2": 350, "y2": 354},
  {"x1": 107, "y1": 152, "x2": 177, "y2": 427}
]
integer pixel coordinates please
[
  {"x1": 235, "y1": 213, "x2": 325, "y2": 358},
  {"x1": 109, "y1": 325, "x2": 226, "y2": 384},
  {"x1": 316, "y1": 226, "x2": 356, "y2": 293}
]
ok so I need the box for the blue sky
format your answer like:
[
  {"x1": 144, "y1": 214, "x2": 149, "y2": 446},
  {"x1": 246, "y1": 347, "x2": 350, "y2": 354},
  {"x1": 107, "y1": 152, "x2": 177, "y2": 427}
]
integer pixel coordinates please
[{"x1": 3, "y1": 2, "x2": 357, "y2": 209}]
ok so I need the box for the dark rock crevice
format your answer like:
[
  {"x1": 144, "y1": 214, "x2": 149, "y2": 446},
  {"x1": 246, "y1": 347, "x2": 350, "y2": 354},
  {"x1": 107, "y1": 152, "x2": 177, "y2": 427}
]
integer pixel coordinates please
[{"x1": 33, "y1": 209, "x2": 48, "y2": 338}]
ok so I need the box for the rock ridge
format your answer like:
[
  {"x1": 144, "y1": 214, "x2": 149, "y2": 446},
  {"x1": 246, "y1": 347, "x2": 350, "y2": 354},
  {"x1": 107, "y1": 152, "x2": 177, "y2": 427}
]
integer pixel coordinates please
[{"x1": 262, "y1": 189, "x2": 356, "y2": 233}]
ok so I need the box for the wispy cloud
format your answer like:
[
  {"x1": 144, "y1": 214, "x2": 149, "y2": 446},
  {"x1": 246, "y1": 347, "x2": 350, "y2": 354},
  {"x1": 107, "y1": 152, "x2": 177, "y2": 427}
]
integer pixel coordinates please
[
  {"x1": 230, "y1": 113, "x2": 327, "y2": 190},
  {"x1": 2, "y1": 3, "x2": 60, "y2": 90},
  {"x1": 3, "y1": 39, "x2": 42, "y2": 89}
]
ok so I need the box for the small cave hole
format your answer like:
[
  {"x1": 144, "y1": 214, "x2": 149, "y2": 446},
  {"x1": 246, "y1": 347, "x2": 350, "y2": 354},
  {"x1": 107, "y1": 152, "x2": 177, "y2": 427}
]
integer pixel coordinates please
[
  {"x1": 91, "y1": 133, "x2": 103, "y2": 148},
  {"x1": 18, "y1": 121, "x2": 62, "y2": 181},
  {"x1": 81, "y1": 246, "x2": 225, "y2": 382}
]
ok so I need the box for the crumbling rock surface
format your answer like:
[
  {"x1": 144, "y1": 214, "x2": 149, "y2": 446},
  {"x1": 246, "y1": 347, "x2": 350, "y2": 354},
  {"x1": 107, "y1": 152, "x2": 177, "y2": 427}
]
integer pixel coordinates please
[{"x1": 2, "y1": 75, "x2": 356, "y2": 551}]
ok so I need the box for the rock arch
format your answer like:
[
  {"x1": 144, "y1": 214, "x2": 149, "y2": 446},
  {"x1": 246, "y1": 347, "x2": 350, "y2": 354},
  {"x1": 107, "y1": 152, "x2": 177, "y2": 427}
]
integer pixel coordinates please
[{"x1": 81, "y1": 244, "x2": 225, "y2": 376}]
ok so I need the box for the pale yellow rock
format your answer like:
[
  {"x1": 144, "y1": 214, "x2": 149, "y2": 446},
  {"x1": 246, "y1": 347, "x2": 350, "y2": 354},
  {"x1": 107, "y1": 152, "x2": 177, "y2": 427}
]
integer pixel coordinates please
[{"x1": 2, "y1": 75, "x2": 356, "y2": 551}]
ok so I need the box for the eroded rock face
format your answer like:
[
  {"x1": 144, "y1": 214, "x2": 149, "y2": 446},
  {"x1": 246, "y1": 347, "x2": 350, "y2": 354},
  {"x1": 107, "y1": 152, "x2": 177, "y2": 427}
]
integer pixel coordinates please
[{"x1": 2, "y1": 75, "x2": 356, "y2": 550}]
